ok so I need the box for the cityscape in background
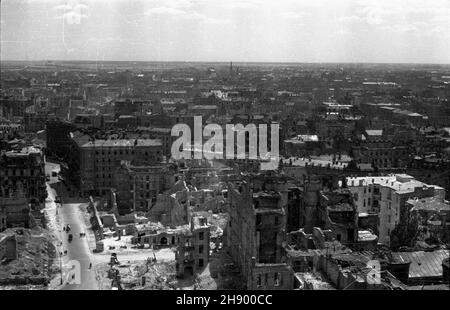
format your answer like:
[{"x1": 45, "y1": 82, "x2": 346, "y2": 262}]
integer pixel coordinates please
[{"x1": 0, "y1": 0, "x2": 449, "y2": 292}]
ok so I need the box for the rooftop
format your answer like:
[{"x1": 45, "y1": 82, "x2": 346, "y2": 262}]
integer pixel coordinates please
[
  {"x1": 347, "y1": 174, "x2": 444, "y2": 194},
  {"x1": 392, "y1": 250, "x2": 449, "y2": 279},
  {"x1": 81, "y1": 139, "x2": 162, "y2": 148},
  {"x1": 407, "y1": 197, "x2": 450, "y2": 212},
  {"x1": 358, "y1": 230, "x2": 378, "y2": 242},
  {"x1": 365, "y1": 129, "x2": 383, "y2": 136}
]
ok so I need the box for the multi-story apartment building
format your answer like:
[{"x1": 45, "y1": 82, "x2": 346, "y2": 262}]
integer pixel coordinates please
[
  {"x1": 0, "y1": 193, "x2": 30, "y2": 231},
  {"x1": 0, "y1": 95, "x2": 32, "y2": 118},
  {"x1": 0, "y1": 147, "x2": 47, "y2": 210},
  {"x1": 352, "y1": 130, "x2": 410, "y2": 170},
  {"x1": 0, "y1": 122, "x2": 23, "y2": 140},
  {"x1": 346, "y1": 174, "x2": 445, "y2": 246},
  {"x1": 78, "y1": 138, "x2": 163, "y2": 196},
  {"x1": 113, "y1": 161, "x2": 176, "y2": 213}
]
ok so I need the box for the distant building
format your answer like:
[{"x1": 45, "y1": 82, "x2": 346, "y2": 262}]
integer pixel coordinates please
[
  {"x1": 352, "y1": 129, "x2": 410, "y2": 170},
  {"x1": 46, "y1": 119, "x2": 76, "y2": 159},
  {"x1": 0, "y1": 95, "x2": 32, "y2": 118}
]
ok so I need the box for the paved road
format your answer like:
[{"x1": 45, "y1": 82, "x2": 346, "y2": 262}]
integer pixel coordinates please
[
  {"x1": 59, "y1": 203, "x2": 98, "y2": 290},
  {"x1": 45, "y1": 161, "x2": 98, "y2": 290}
]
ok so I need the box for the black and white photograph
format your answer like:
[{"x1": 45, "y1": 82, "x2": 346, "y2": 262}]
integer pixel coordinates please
[{"x1": 0, "y1": 0, "x2": 449, "y2": 298}]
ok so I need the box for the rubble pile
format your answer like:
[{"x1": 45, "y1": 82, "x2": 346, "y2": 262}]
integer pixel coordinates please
[
  {"x1": 0, "y1": 227, "x2": 57, "y2": 286},
  {"x1": 99, "y1": 259, "x2": 178, "y2": 290}
]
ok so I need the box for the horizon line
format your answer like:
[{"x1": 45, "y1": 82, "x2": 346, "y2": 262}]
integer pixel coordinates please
[{"x1": 1, "y1": 59, "x2": 450, "y2": 66}]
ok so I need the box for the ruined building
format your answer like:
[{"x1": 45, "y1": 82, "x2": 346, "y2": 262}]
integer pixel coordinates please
[
  {"x1": 294, "y1": 176, "x2": 358, "y2": 247},
  {"x1": 175, "y1": 216, "x2": 210, "y2": 278},
  {"x1": 318, "y1": 189, "x2": 358, "y2": 245},
  {"x1": 147, "y1": 179, "x2": 190, "y2": 226},
  {"x1": 0, "y1": 185, "x2": 31, "y2": 231},
  {"x1": 113, "y1": 161, "x2": 176, "y2": 214},
  {"x1": 0, "y1": 147, "x2": 47, "y2": 211},
  {"x1": 226, "y1": 173, "x2": 294, "y2": 289}
]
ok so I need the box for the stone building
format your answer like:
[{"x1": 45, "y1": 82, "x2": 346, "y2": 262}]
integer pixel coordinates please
[
  {"x1": 352, "y1": 129, "x2": 410, "y2": 170},
  {"x1": 318, "y1": 189, "x2": 358, "y2": 245},
  {"x1": 175, "y1": 216, "x2": 210, "y2": 278},
  {"x1": 77, "y1": 138, "x2": 163, "y2": 196},
  {"x1": 0, "y1": 122, "x2": 23, "y2": 140},
  {"x1": 292, "y1": 176, "x2": 359, "y2": 247},
  {"x1": 346, "y1": 174, "x2": 446, "y2": 246},
  {"x1": 0, "y1": 147, "x2": 47, "y2": 210},
  {"x1": 0, "y1": 188, "x2": 31, "y2": 231},
  {"x1": 147, "y1": 179, "x2": 190, "y2": 226},
  {"x1": 113, "y1": 161, "x2": 176, "y2": 213},
  {"x1": 406, "y1": 197, "x2": 450, "y2": 244},
  {"x1": 226, "y1": 173, "x2": 294, "y2": 290},
  {"x1": 0, "y1": 95, "x2": 32, "y2": 118}
]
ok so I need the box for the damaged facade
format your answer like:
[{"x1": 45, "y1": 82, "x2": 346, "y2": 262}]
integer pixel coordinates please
[
  {"x1": 113, "y1": 161, "x2": 176, "y2": 213},
  {"x1": 175, "y1": 216, "x2": 210, "y2": 278},
  {"x1": 226, "y1": 173, "x2": 294, "y2": 290}
]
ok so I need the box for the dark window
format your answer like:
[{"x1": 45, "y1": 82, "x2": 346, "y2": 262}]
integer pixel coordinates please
[
  {"x1": 199, "y1": 232, "x2": 204, "y2": 240},
  {"x1": 199, "y1": 245, "x2": 204, "y2": 254},
  {"x1": 198, "y1": 259, "x2": 204, "y2": 268},
  {"x1": 274, "y1": 273, "x2": 281, "y2": 286}
]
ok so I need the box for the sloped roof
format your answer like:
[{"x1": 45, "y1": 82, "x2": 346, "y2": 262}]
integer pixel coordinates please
[{"x1": 392, "y1": 250, "x2": 449, "y2": 279}]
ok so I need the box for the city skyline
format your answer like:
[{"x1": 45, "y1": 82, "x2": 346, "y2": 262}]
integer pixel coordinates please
[{"x1": 1, "y1": 0, "x2": 449, "y2": 64}]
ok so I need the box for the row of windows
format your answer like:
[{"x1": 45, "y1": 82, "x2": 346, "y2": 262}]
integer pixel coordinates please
[
  {"x1": 3, "y1": 169, "x2": 42, "y2": 177},
  {"x1": 94, "y1": 150, "x2": 161, "y2": 156},
  {"x1": 95, "y1": 150, "x2": 134, "y2": 156}
]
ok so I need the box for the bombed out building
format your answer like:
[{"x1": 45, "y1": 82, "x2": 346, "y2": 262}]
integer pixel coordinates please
[
  {"x1": 175, "y1": 216, "x2": 210, "y2": 278},
  {"x1": 225, "y1": 172, "x2": 294, "y2": 289}
]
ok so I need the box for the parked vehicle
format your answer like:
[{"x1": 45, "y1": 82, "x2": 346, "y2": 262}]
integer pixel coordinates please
[{"x1": 68, "y1": 234, "x2": 73, "y2": 242}]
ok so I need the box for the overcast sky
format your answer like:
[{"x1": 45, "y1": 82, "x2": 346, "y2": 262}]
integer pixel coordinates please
[{"x1": 1, "y1": 0, "x2": 449, "y2": 63}]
